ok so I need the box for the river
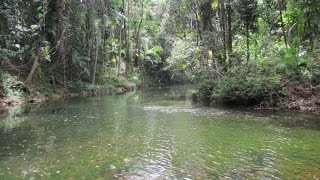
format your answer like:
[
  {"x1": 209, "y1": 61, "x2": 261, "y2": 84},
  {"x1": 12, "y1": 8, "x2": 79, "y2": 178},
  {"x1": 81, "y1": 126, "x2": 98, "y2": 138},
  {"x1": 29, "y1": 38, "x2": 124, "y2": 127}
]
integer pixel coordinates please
[{"x1": 0, "y1": 85, "x2": 319, "y2": 179}]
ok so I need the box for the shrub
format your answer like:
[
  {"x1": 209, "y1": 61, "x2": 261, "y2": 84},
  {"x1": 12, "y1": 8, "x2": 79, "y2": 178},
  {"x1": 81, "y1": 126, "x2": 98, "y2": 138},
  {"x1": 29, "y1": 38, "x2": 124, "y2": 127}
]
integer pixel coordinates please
[
  {"x1": 0, "y1": 72, "x2": 26, "y2": 98},
  {"x1": 68, "y1": 81, "x2": 90, "y2": 92},
  {"x1": 198, "y1": 79, "x2": 216, "y2": 102},
  {"x1": 197, "y1": 67, "x2": 283, "y2": 107}
]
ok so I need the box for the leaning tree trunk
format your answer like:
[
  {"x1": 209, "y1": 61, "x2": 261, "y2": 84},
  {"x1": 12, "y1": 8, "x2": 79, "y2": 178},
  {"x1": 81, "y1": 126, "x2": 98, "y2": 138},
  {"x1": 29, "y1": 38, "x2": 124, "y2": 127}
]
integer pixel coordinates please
[{"x1": 25, "y1": 46, "x2": 42, "y2": 85}]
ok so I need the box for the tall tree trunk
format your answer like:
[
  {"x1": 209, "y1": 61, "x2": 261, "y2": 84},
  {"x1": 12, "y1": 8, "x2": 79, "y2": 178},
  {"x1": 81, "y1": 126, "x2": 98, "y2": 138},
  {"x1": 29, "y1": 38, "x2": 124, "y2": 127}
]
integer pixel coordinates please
[
  {"x1": 278, "y1": 0, "x2": 287, "y2": 47},
  {"x1": 122, "y1": 0, "x2": 127, "y2": 47},
  {"x1": 122, "y1": 0, "x2": 130, "y2": 75},
  {"x1": 135, "y1": 18, "x2": 143, "y2": 67},
  {"x1": 53, "y1": 0, "x2": 66, "y2": 65},
  {"x1": 63, "y1": 32, "x2": 67, "y2": 89},
  {"x1": 200, "y1": 3, "x2": 212, "y2": 32},
  {"x1": 135, "y1": 0, "x2": 144, "y2": 68},
  {"x1": 226, "y1": 0, "x2": 232, "y2": 62},
  {"x1": 101, "y1": 0, "x2": 107, "y2": 58},
  {"x1": 118, "y1": 25, "x2": 122, "y2": 77},
  {"x1": 87, "y1": 0, "x2": 96, "y2": 67},
  {"x1": 125, "y1": 0, "x2": 131, "y2": 75},
  {"x1": 92, "y1": 31, "x2": 99, "y2": 85},
  {"x1": 220, "y1": 0, "x2": 227, "y2": 61},
  {"x1": 246, "y1": 25, "x2": 250, "y2": 62},
  {"x1": 192, "y1": 6, "x2": 202, "y2": 43}
]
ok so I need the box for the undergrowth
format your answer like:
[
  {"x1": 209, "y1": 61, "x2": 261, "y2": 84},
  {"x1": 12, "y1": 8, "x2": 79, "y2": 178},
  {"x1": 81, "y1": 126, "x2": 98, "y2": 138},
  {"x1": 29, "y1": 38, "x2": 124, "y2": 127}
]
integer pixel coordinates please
[
  {"x1": 68, "y1": 75, "x2": 140, "y2": 93},
  {"x1": 197, "y1": 46, "x2": 320, "y2": 109},
  {"x1": 198, "y1": 68, "x2": 283, "y2": 107},
  {"x1": 0, "y1": 72, "x2": 26, "y2": 99}
]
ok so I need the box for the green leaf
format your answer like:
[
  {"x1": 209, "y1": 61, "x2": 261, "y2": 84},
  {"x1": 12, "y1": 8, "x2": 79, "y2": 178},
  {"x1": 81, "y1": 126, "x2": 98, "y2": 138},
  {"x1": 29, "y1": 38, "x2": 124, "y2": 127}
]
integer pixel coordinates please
[
  {"x1": 211, "y1": 2, "x2": 218, "y2": 10},
  {"x1": 38, "y1": 13, "x2": 44, "y2": 19},
  {"x1": 150, "y1": 45, "x2": 163, "y2": 53}
]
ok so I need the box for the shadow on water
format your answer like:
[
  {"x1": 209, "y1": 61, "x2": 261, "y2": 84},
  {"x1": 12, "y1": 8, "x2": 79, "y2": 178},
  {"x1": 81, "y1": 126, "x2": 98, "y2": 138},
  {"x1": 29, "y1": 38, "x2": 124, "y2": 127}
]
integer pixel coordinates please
[
  {"x1": 140, "y1": 85, "x2": 320, "y2": 131},
  {"x1": 224, "y1": 108, "x2": 320, "y2": 131}
]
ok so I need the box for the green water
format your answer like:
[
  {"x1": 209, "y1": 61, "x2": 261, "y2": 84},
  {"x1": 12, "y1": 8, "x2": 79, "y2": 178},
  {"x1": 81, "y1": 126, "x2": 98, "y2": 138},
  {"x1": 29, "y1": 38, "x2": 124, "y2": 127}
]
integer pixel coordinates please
[{"x1": 0, "y1": 85, "x2": 319, "y2": 179}]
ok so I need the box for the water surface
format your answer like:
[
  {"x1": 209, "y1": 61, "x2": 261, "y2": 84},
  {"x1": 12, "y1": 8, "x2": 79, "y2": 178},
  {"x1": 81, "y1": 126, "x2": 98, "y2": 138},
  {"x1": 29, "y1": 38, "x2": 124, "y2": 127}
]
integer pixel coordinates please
[{"x1": 0, "y1": 85, "x2": 319, "y2": 179}]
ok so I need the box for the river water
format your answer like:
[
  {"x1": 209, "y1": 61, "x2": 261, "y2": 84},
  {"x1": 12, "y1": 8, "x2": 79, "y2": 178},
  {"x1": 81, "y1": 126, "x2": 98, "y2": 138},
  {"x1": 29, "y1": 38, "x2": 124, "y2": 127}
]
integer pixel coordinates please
[{"x1": 0, "y1": 85, "x2": 319, "y2": 179}]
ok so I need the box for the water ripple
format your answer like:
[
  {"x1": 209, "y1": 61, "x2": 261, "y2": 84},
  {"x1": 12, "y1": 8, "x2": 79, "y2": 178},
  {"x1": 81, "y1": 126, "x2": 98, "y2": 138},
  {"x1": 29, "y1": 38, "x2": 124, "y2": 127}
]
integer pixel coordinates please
[{"x1": 143, "y1": 105, "x2": 226, "y2": 116}]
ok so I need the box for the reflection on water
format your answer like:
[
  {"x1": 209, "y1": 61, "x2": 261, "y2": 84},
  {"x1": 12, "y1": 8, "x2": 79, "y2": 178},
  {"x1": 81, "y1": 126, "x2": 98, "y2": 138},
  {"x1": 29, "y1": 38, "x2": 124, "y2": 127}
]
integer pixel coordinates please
[
  {"x1": 0, "y1": 85, "x2": 319, "y2": 179},
  {"x1": 0, "y1": 106, "x2": 29, "y2": 133}
]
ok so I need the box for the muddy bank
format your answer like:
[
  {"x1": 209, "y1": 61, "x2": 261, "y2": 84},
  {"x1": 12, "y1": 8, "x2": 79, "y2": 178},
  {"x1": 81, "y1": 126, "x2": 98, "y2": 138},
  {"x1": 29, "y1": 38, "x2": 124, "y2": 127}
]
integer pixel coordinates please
[
  {"x1": 246, "y1": 82, "x2": 320, "y2": 114},
  {"x1": 283, "y1": 82, "x2": 320, "y2": 113},
  {"x1": 197, "y1": 81, "x2": 320, "y2": 114},
  {"x1": 0, "y1": 98, "x2": 23, "y2": 109}
]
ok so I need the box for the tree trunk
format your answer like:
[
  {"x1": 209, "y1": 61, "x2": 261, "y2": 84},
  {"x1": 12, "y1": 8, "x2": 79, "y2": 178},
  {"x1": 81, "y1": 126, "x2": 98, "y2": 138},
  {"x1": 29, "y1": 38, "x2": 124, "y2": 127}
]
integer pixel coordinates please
[
  {"x1": 135, "y1": 0, "x2": 144, "y2": 68},
  {"x1": 220, "y1": 0, "x2": 227, "y2": 61},
  {"x1": 63, "y1": 32, "x2": 67, "y2": 89},
  {"x1": 118, "y1": 25, "x2": 122, "y2": 77},
  {"x1": 192, "y1": 6, "x2": 202, "y2": 42},
  {"x1": 101, "y1": 0, "x2": 107, "y2": 59},
  {"x1": 26, "y1": 47, "x2": 42, "y2": 85},
  {"x1": 278, "y1": 0, "x2": 287, "y2": 47},
  {"x1": 125, "y1": 0, "x2": 131, "y2": 75},
  {"x1": 135, "y1": 18, "x2": 143, "y2": 67},
  {"x1": 92, "y1": 34, "x2": 99, "y2": 85},
  {"x1": 246, "y1": 25, "x2": 250, "y2": 62},
  {"x1": 53, "y1": 0, "x2": 66, "y2": 65},
  {"x1": 226, "y1": 0, "x2": 232, "y2": 62},
  {"x1": 201, "y1": 3, "x2": 212, "y2": 32}
]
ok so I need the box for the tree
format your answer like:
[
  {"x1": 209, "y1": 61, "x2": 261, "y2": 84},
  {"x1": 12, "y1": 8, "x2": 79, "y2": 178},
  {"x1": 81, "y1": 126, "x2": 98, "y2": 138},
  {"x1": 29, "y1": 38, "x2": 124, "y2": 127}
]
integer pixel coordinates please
[{"x1": 237, "y1": 0, "x2": 258, "y2": 62}]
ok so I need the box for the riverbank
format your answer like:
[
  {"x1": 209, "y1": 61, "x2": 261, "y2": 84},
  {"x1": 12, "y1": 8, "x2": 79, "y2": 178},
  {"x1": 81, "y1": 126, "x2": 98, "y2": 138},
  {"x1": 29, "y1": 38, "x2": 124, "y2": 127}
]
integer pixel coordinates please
[
  {"x1": 0, "y1": 84, "x2": 137, "y2": 110},
  {"x1": 0, "y1": 70, "x2": 140, "y2": 110},
  {"x1": 281, "y1": 82, "x2": 320, "y2": 113},
  {"x1": 196, "y1": 77, "x2": 320, "y2": 114}
]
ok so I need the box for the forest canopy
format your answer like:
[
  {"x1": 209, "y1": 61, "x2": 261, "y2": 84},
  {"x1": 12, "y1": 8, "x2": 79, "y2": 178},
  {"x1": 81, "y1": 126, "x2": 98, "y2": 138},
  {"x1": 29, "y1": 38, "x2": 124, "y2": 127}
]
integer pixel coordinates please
[{"x1": 0, "y1": 0, "x2": 319, "y2": 111}]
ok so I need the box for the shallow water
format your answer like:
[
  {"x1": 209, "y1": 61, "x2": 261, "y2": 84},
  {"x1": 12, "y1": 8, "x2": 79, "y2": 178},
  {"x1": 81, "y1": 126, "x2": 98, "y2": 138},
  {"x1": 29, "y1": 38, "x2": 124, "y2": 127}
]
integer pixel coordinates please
[{"x1": 0, "y1": 85, "x2": 319, "y2": 179}]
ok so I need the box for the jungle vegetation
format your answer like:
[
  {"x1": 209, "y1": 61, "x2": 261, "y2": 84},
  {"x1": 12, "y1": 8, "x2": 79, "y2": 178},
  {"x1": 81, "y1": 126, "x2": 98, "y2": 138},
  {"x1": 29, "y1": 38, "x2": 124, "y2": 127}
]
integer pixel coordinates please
[{"x1": 0, "y1": 0, "x2": 319, "y2": 111}]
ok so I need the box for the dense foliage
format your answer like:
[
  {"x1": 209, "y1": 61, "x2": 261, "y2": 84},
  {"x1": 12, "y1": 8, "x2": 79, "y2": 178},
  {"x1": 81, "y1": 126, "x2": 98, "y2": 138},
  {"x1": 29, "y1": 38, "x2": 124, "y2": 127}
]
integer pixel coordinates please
[
  {"x1": 0, "y1": 0, "x2": 165, "y2": 91},
  {"x1": 0, "y1": 0, "x2": 319, "y2": 110},
  {"x1": 159, "y1": 0, "x2": 320, "y2": 109}
]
